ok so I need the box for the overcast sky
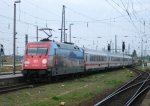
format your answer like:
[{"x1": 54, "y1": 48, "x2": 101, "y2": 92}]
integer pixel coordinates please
[{"x1": 0, "y1": 0, "x2": 150, "y2": 56}]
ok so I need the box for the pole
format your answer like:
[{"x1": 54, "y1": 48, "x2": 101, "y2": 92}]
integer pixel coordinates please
[
  {"x1": 69, "y1": 24, "x2": 71, "y2": 43},
  {"x1": 110, "y1": 40, "x2": 112, "y2": 52},
  {"x1": 141, "y1": 38, "x2": 144, "y2": 68},
  {"x1": 64, "y1": 5, "x2": 66, "y2": 42},
  {"x1": 13, "y1": 3, "x2": 16, "y2": 74},
  {"x1": 36, "y1": 26, "x2": 38, "y2": 42},
  {"x1": 60, "y1": 5, "x2": 64, "y2": 42},
  {"x1": 17, "y1": 46, "x2": 19, "y2": 61},
  {"x1": 69, "y1": 24, "x2": 73, "y2": 43},
  {"x1": 141, "y1": 38, "x2": 143, "y2": 59},
  {"x1": 123, "y1": 51, "x2": 124, "y2": 67},
  {"x1": 128, "y1": 43, "x2": 130, "y2": 55},
  {"x1": 25, "y1": 34, "x2": 28, "y2": 46},
  {"x1": 13, "y1": 0, "x2": 21, "y2": 74},
  {"x1": 96, "y1": 45, "x2": 98, "y2": 50},
  {"x1": 115, "y1": 35, "x2": 117, "y2": 53},
  {"x1": 60, "y1": 5, "x2": 67, "y2": 42}
]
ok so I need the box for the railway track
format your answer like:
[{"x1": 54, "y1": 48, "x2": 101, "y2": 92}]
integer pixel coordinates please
[
  {"x1": 0, "y1": 83, "x2": 34, "y2": 94},
  {"x1": 0, "y1": 78, "x2": 53, "y2": 94},
  {"x1": 94, "y1": 67, "x2": 150, "y2": 106}
]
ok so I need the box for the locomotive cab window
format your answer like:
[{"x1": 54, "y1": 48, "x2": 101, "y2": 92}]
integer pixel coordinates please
[
  {"x1": 27, "y1": 48, "x2": 37, "y2": 55},
  {"x1": 37, "y1": 48, "x2": 48, "y2": 55},
  {"x1": 27, "y1": 48, "x2": 48, "y2": 55}
]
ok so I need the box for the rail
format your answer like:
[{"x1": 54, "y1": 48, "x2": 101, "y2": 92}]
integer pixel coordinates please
[{"x1": 94, "y1": 67, "x2": 150, "y2": 106}]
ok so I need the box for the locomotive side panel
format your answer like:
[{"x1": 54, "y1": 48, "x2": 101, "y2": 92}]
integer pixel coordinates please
[
  {"x1": 48, "y1": 42, "x2": 58, "y2": 68},
  {"x1": 51, "y1": 48, "x2": 84, "y2": 76}
]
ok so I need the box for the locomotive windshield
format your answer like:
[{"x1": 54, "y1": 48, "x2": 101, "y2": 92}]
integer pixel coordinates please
[{"x1": 27, "y1": 47, "x2": 48, "y2": 55}]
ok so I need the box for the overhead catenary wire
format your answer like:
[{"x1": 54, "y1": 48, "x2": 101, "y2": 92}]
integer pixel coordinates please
[
  {"x1": 0, "y1": 0, "x2": 148, "y2": 56},
  {"x1": 0, "y1": 0, "x2": 149, "y2": 38},
  {"x1": 0, "y1": 0, "x2": 137, "y2": 36},
  {"x1": 0, "y1": 0, "x2": 61, "y2": 23},
  {"x1": 0, "y1": 0, "x2": 123, "y2": 26},
  {"x1": 106, "y1": 0, "x2": 141, "y2": 35},
  {"x1": 0, "y1": 30, "x2": 12, "y2": 34},
  {"x1": 111, "y1": 0, "x2": 126, "y2": 11},
  {"x1": 23, "y1": 0, "x2": 61, "y2": 18},
  {"x1": 66, "y1": 6, "x2": 97, "y2": 21},
  {"x1": 0, "y1": 0, "x2": 148, "y2": 28},
  {"x1": 130, "y1": 0, "x2": 138, "y2": 19},
  {"x1": 110, "y1": 0, "x2": 149, "y2": 57},
  {"x1": 0, "y1": 1, "x2": 149, "y2": 38},
  {"x1": 65, "y1": 5, "x2": 133, "y2": 26},
  {"x1": 120, "y1": 0, "x2": 150, "y2": 32},
  {"x1": 0, "y1": 13, "x2": 48, "y2": 40}
]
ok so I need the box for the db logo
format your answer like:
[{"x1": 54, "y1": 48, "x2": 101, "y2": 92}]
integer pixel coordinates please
[{"x1": 33, "y1": 59, "x2": 38, "y2": 63}]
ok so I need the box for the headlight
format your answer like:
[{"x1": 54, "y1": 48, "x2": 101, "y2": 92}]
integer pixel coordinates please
[
  {"x1": 24, "y1": 61, "x2": 30, "y2": 64},
  {"x1": 42, "y1": 59, "x2": 47, "y2": 64}
]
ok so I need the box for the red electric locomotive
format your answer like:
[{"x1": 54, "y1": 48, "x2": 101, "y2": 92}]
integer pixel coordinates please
[{"x1": 22, "y1": 40, "x2": 85, "y2": 78}]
